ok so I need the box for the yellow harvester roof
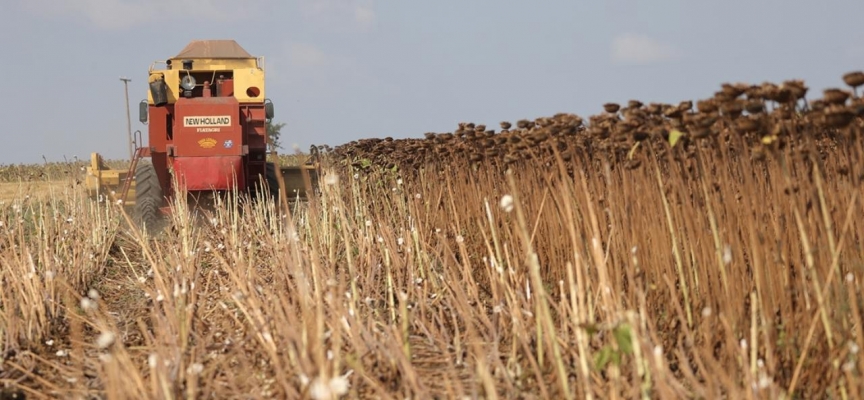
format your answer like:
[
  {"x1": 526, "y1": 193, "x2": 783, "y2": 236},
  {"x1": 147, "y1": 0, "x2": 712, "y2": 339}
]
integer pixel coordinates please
[{"x1": 173, "y1": 40, "x2": 254, "y2": 59}]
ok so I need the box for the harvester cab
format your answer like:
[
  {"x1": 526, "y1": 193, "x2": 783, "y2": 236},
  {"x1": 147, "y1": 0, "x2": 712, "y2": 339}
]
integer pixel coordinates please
[{"x1": 85, "y1": 40, "x2": 320, "y2": 225}]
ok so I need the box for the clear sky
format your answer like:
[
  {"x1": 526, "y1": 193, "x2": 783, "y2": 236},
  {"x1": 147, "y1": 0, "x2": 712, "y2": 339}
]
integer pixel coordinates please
[{"x1": 1, "y1": 0, "x2": 863, "y2": 164}]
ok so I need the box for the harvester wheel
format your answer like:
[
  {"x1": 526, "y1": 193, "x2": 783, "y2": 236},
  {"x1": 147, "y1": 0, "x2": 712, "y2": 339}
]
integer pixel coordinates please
[
  {"x1": 134, "y1": 163, "x2": 163, "y2": 230},
  {"x1": 251, "y1": 162, "x2": 280, "y2": 203},
  {"x1": 266, "y1": 162, "x2": 280, "y2": 200}
]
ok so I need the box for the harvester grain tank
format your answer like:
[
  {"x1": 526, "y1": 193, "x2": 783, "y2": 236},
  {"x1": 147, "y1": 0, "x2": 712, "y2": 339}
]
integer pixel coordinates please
[{"x1": 85, "y1": 40, "x2": 319, "y2": 225}]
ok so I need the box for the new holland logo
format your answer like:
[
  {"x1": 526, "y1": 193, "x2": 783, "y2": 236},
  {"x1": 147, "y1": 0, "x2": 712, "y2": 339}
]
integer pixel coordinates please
[
  {"x1": 184, "y1": 116, "x2": 231, "y2": 127},
  {"x1": 198, "y1": 138, "x2": 217, "y2": 148}
]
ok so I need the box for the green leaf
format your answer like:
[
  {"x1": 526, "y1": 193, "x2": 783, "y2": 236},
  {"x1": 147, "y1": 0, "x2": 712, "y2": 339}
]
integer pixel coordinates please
[
  {"x1": 579, "y1": 323, "x2": 600, "y2": 337},
  {"x1": 594, "y1": 346, "x2": 614, "y2": 370},
  {"x1": 612, "y1": 350, "x2": 622, "y2": 367},
  {"x1": 613, "y1": 323, "x2": 634, "y2": 355},
  {"x1": 668, "y1": 129, "x2": 684, "y2": 148}
]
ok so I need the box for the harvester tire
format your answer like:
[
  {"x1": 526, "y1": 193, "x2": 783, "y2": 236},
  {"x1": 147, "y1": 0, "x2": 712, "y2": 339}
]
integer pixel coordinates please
[
  {"x1": 266, "y1": 162, "x2": 280, "y2": 200},
  {"x1": 253, "y1": 162, "x2": 280, "y2": 202},
  {"x1": 134, "y1": 163, "x2": 163, "y2": 230}
]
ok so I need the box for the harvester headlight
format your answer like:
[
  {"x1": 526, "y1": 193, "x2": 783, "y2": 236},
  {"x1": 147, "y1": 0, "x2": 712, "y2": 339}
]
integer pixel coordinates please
[{"x1": 181, "y1": 75, "x2": 197, "y2": 91}]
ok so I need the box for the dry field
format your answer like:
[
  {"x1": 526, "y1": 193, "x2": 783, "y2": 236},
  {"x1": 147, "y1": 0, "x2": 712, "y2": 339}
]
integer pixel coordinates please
[{"x1": 2, "y1": 73, "x2": 864, "y2": 399}]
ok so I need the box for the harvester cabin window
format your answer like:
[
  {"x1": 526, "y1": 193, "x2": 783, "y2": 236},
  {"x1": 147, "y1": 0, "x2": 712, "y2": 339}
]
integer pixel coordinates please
[{"x1": 183, "y1": 72, "x2": 233, "y2": 98}]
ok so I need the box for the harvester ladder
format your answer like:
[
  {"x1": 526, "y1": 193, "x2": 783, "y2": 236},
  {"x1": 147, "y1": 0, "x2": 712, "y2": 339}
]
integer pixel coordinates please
[{"x1": 118, "y1": 130, "x2": 145, "y2": 204}]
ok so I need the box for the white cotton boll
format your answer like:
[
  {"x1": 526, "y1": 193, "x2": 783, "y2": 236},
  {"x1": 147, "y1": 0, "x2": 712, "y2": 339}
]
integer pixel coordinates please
[
  {"x1": 499, "y1": 194, "x2": 514, "y2": 213},
  {"x1": 96, "y1": 331, "x2": 116, "y2": 349},
  {"x1": 329, "y1": 375, "x2": 350, "y2": 397},
  {"x1": 309, "y1": 378, "x2": 330, "y2": 400},
  {"x1": 187, "y1": 363, "x2": 204, "y2": 375},
  {"x1": 80, "y1": 298, "x2": 96, "y2": 311},
  {"x1": 309, "y1": 375, "x2": 350, "y2": 400}
]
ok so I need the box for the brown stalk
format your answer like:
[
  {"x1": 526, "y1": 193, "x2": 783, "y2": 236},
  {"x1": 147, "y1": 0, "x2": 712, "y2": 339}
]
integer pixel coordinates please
[{"x1": 649, "y1": 146, "x2": 693, "y2": 328}]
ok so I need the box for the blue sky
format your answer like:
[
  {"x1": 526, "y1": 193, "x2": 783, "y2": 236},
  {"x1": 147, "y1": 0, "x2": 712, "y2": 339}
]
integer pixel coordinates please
[{"x1": 1, "y1": 0, "x2": 863, "y2": 164}]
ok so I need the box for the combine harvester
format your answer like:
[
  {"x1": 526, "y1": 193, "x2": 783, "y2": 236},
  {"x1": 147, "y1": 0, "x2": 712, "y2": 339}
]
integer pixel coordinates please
[{"x1": 85, "y1": 40, "x2": 320, "y2": 226}]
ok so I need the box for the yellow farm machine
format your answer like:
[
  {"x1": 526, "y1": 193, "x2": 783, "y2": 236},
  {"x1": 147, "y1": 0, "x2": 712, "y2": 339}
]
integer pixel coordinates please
[{"x1": 84, "y1": 40, "x2": 320, "y2": 224}]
